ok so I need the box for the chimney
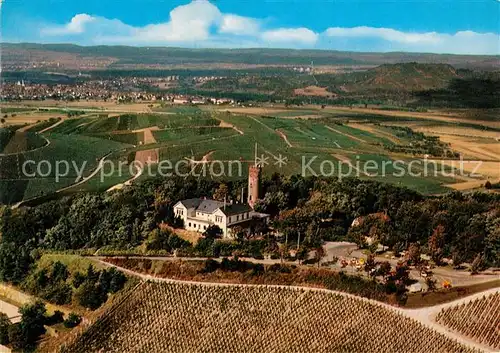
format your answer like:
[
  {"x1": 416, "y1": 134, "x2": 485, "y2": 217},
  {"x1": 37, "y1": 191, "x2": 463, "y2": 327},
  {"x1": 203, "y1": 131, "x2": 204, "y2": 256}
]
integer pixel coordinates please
[{"x1": 224, "y1": 195, "x2": 227, "y2": 210}]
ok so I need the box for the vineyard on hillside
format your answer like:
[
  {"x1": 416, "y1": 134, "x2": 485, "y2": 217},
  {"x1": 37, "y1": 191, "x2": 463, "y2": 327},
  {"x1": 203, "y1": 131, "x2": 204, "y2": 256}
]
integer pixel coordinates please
[
  {"x1": 436, "y1": 292, "x2": 500, "y2": 350},
  {"x1": 61, "y1": 281, "x2": 480, "y2": 353}
]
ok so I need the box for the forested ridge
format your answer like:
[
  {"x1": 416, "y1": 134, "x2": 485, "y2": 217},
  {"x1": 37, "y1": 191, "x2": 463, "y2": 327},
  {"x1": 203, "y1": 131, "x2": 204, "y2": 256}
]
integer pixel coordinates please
[{"x1": 0, "y1": 175, "x2": 498, "y2": 287}]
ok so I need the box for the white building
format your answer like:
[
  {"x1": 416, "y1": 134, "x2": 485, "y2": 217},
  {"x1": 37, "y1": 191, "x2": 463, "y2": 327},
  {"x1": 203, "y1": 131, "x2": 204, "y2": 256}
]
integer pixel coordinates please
[{"x1": 173, "y1": 198, "x2": 267, "y2": 238}]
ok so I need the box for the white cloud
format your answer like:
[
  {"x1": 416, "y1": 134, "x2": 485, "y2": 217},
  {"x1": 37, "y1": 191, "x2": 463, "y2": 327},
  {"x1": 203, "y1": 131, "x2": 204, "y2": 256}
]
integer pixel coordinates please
[
  {"x1": 261, "y1": 28, "x2": 318, "y2": 44},
  {"x1": 133, "y1": 0, "x2": 221, "y2": 42},
  {"x1": 324, "y1": 26, "x2": 500, "y2": 54},
  {"x1": 325, "y1": 26, "x2": 440, "y2": 44},
  {"x1": 220, "y1": 14, "x2": 260, "y2": 35},
  {"x1": 37, "y1": 1, "x2": 499, "y2": 54},
  {"x1": 43, "y1": 13, "x2": 97, "y2": 35}
]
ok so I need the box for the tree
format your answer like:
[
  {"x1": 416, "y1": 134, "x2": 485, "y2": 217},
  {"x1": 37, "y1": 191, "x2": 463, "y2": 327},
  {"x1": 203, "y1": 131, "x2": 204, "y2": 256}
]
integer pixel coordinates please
[
  {"x1": 484, "y1": 217, "x2": 500, "y2": 267},
  {"x1": 451, "y1": 248, "x2": 467, "y2": 269},
  {"x1": 63, "y1": 313, "x2": 82, "y2": 328},
  {"x1": 75, "y1": 280, "x2": 107, "y2": 310},
  {"x1": 0, "y1": 313, "x2": 11, "y2": 345},
  {"x1": 8, "y1": 324, "x2": 23, "y2": 350},
  {"x1": 46, "y1": 310, "x2": 64, "y2": 325},
  {"x1": 406, "y1": 243, "x2": 421, "y2": 266},
  {"x1": 425, "y1": 275, "x2": 437, "y2": 292},
  {"x1": 107, "y1": 268, "x2": 127, "y2": 293},
  {"x1": 50, "y1": 261, "x2": 69, "y2": 282},
  {"x1": 470, "y1": 254, "x2": 484, "y2": 274},
  {"x1": 13, "y1": 301, "x2": 47, "y2": 350},
  {"x1": 278, "y1": 243, "x2": 289, "y2": 264},
  {"x1": 376, "y1": 261, "x2": 392, "y2": 279},
  {"x1": 213, "y1": 184, "x2": 229, "y2": 202},
  {"x1": 203, "y1": 225, "x2": 223, "y2": 239},
  {"x1": 72, "y1": 272, "x2": 86, "y2": 289},
  {"x1": 364, "y1": 254, "x2": 377, "y2": 277},
  {"x1": 428, "y1": 225, "x2": 446, "y2": 265},
  {"x1": 314, "y1": 246, "x2": 326, "y2": 267},
  {"x1": 232, "y1": 226, "x2": 247, "y2": 243}
]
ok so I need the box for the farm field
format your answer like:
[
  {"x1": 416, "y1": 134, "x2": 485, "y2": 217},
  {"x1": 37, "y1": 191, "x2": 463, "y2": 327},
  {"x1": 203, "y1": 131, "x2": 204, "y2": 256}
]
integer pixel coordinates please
[
  {"x1": 436, "y1": 292, "x2": 500, "y2": 350},
  {"x1": 0, "y1": 131, "x2": 48, "y2": 154},
  {"x1": 2, "y1": 100, "x2": 156, "y2": 112},
  {"x1": 436, "y1": 135, "x2": 500, "y2": 161},
  {"x1": 61, "y1": 281, "x2": 482, "y2": 353},
  {"x1": 3, "y1": 105, "x2": 496, "y2": 204},
  {"x1": 0, "y1": 133, "x2": 127, "y2": 204}
]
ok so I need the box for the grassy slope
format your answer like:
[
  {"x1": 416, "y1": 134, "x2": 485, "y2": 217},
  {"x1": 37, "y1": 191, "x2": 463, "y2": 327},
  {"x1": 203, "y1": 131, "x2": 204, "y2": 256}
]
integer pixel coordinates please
[
  {"x1": 1, "y1": 112, "x2": 457, "y2": 202},
  {"x1": 0, "y1": 134, "x2": 128, "y2": 203}
]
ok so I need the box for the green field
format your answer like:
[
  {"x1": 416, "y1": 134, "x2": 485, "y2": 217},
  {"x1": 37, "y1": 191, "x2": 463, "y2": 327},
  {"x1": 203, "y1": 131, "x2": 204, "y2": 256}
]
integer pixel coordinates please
[
  {"x1": 153, "y1": 127, "x2": 237, "y2": 144},
  {"x1": 0, "y1": 110, "x2": 462, "y2": 204},
  {"x1": 0, "y1": 133, "x2": 127, "y2": 203},
  {"x1": 0, "y1": 130, "x2": 48, "y2": 154}
]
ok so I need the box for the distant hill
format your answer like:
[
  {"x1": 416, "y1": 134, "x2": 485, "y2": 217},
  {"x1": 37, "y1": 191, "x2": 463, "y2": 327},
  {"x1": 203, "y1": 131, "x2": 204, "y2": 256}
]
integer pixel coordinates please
[
  {"x1": 198, "y1": 63, "x2": 475, "y2": 97},
  {"x1": 2, "y1": 43, "x2": 499, "y2": 71},
  {"x1": 325, "y1": 63, "x2": 468, "y2": 92}
]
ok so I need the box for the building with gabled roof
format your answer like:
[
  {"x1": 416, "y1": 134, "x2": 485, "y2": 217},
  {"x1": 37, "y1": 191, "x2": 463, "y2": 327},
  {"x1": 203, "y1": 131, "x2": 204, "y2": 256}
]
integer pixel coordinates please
[
  {"x1": 174, "y1": 164, "x2": 268, "y2": 238},
  {"x1": 173, "y1": 198, "x2": 267, "y2": 238}
]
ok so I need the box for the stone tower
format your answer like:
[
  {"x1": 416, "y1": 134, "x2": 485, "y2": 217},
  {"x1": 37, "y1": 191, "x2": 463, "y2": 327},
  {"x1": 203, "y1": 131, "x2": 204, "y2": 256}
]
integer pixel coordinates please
[{"x1": 247, "y1": 165, "x2": 261, "y2": 209}]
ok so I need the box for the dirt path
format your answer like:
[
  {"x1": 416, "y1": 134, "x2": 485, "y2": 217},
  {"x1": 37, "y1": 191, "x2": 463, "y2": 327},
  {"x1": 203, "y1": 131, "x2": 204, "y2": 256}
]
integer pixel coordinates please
[
  {"x1": 107, "y1": 167, "x2": 144, "y2": 193},
  {"x1": 0, "y1": 283, "x2": 72, "y2": 316},
  {"x1": 55, "y1": 152, "x2": 112, "y2": 194},
  {"x1": 331, "y1": 153, "x2": 364, "y2": 175},
  {"x1": 0, "y1": 299, "x2": 20, "y2": 323},
  {"x1": 100, "y1": 259, "x2": 496, "y2": 352},
  {"x1": 325, "y1": 125, "x2": 367, "y2": 143},
  {"x1": 140, "y1": 127, "x2": 159, "y2": 145},
  {"x1": 0, "y1": 134, "x2": 50, "y2": 157},
  {"x1": 17, "y1": 123, "x2": 38, "y2": 132},
  {"x1": 218, "y1": 119, "x2": 244, "y2": 135},
  {"x1": 186, "y1": 150, "x2": 215, "y2": 166},
  {"x1": 107, "y1": 129, "x2": 159, "y2": 192},
  {"x1": 276, "y1": 129, "x2": 293, "y2": 147},
  {"x1": 38, "y1": 118, "x2": 66, "y2": 133}
]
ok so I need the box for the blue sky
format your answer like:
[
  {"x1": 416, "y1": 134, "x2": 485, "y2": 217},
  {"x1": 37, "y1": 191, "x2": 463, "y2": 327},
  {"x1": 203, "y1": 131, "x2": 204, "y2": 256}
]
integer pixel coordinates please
[{"x1": 2, "y1": 0, "x2": 499, "y2": 54}]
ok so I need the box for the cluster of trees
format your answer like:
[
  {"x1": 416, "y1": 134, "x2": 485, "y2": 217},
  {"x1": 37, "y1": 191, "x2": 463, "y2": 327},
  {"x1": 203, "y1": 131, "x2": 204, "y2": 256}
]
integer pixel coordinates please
[
  {"x1": 0, "y1": 301, "x2": 81, "y2": 351},
  {"x1": 415, "y1": 77, "x2": 500, "y2": 109},
  {"x1": 382, "y1": 125, "x2": 459, "y2": 158},
  {"x1": 108, "y1": 257, "x2": 390, "y2": 302},
  {"x1": 255, "y1": 175, "x2": 499, "y2": 269},
  {"x1": 0, "y1": 174, "x2": 498, "y2": 290},
  {"x1": 22, "y1": 261, "x2": 127, "y2": 310}
]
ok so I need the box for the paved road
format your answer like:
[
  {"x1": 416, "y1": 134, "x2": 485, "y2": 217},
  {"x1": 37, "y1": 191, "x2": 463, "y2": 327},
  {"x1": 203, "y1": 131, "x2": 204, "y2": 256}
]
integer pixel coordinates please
[{"x1": 0, "y1": 299, "x2": 20, "y2": 323}]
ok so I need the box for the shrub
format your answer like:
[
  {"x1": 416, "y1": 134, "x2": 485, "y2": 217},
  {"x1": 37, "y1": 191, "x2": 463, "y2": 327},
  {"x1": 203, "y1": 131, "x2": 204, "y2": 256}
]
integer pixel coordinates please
[
  {"x1": 46, "y1": 310, "x2": 64, "y2": 326},
  {"x1": 0, "y1": 313, "x2": 11, "y2": 345},
  {"x1": 75, "y1": 281, "x2": 108, "y2": 310},
  {"x1": 63, "y1": 313, "x2": 82, "y2": 329}
]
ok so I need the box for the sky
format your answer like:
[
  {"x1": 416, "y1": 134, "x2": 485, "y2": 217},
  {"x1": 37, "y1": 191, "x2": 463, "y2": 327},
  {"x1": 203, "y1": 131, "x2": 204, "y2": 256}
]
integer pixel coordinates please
[{"x1": 1, "y1": 0, "x2": 499, "y2": 54}]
